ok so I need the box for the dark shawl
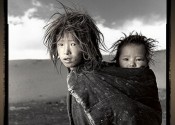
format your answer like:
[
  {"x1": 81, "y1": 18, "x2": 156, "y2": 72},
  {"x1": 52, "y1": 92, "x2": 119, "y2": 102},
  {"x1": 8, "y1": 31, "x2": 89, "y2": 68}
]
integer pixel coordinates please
[{"x1": 67, "y1": 62, "x2": 162, "y2": 125}]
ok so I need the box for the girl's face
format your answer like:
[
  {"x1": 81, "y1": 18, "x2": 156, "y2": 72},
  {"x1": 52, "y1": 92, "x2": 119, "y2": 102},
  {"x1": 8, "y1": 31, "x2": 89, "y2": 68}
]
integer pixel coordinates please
[
  {"x1": 119, "y1": 44, "x2": 147, "y2": 68},
  {"x1": 57, "y1": 33, "x2": 83, "y2": 70}
]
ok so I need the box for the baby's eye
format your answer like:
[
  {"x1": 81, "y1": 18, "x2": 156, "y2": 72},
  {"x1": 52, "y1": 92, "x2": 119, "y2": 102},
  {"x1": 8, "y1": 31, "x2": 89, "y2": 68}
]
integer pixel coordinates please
[
  {"x1": 122, "y1": 58, "x2": 129, "y2": 61},
  {"x1": 136, "y1": 58, "x2": 144, "y2": 61}
]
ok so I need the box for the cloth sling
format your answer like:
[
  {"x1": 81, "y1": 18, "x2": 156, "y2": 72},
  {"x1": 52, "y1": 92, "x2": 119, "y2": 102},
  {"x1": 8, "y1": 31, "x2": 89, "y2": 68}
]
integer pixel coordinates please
[{"x1": 67, "y1": 62, "x2": 162, "y2": 125}]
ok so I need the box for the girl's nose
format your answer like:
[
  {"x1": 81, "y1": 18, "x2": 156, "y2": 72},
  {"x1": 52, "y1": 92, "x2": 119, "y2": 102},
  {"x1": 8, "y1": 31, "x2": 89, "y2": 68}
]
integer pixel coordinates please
[{"x1": 64, "y1": 44, "x2": 71, "y2": 55}]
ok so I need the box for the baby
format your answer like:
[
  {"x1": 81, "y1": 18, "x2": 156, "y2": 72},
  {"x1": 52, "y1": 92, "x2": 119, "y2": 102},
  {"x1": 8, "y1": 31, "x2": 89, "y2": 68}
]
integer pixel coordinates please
[{"x1": 111, "y1": 32, "x2": 157, "y2": 68}]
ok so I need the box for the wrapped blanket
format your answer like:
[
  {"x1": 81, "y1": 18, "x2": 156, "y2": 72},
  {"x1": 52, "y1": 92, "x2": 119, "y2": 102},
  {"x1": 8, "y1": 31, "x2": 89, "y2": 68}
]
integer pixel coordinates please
[{"x1": 67, "y1": 62, "x2": 162, "y2": 125}]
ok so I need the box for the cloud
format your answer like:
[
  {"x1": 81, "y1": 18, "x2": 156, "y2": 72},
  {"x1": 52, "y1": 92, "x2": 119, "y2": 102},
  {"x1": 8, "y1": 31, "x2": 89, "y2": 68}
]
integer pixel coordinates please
[
  {"x1": 78, "y1": 0, "x2": 166, "y2": 28},
  {"x1": 120, "y1": 18, "x2": 166, "y2": 50},
  {"x1": 32, "y1": 0, "x2": 42, "y2": 7},
  {"x1": 8, "y1": 0, "x2": 166, "y2": 27},
  {"x1": 9, "y1": 8, "x2": 49, "y2": 60},
  {"x1": 97, "y1": 17, "x2": 166, "y2": 55},
  {"x1": 8, "y1": 8, "x2": 166, "y2": 60}
]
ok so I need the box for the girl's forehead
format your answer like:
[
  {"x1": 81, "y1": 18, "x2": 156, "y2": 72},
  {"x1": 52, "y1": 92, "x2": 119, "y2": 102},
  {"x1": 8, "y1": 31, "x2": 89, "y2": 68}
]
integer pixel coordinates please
[
  {"x1": 58, "y1": 32, "x2": 75, "y2": 41},
  {"x1": 63, "y1": 32, "x2": 73, "y2": 38}
]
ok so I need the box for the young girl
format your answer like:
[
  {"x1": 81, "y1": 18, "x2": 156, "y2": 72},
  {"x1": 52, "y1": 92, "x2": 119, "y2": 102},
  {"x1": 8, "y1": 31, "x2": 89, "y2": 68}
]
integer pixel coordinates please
[
  {"x1": 43, "y1": 4, "x2": 108, "y2": 125},
  {"x1": 44, "y1": 4, "x2": 162, "y2": 125},
  {"x1": 111, "y1": 32, "x2": 157, "y2": 68}
]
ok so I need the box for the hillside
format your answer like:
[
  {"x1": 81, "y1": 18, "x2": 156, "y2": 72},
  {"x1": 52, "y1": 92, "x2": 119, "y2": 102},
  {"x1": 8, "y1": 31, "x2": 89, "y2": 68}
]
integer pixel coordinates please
[{"x1": 9, "y1": 50, "x2": 166, "y2": 103}]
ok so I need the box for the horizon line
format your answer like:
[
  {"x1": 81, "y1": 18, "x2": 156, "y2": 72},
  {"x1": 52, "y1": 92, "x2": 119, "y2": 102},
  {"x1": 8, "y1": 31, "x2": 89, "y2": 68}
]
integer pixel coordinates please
[{"x1": 9, "y1": 49, "x2": 166, "y2": 61}]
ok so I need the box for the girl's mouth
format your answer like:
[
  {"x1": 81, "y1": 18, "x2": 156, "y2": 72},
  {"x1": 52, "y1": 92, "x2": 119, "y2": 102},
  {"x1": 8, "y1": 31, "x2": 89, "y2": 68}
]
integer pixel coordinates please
[{"x1": 63, "y1": 58, "x2": 71, "y2": 63}]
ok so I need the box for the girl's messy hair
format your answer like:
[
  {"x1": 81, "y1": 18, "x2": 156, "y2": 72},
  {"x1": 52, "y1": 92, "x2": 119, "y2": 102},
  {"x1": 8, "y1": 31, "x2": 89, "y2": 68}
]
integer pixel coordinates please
[
  {"x1": 110, "y1": 32, "x2": 158, "y2": 66},
  {"x1": 43, "y1": 2, "x2": 106, "y2": 69}
]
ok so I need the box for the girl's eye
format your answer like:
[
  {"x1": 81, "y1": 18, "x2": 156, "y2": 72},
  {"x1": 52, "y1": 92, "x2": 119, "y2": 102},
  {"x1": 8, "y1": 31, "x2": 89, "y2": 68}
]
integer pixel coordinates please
[
  {"x1": 71, "y1": 43, "x2": 76, "y2": 46},
  {"x1": 57, "y1": 43, "x2": 63, "y2": 46}
]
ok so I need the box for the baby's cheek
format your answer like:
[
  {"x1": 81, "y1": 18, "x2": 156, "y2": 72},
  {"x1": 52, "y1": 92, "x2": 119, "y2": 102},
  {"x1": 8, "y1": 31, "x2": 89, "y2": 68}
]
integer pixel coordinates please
[{"x1": 138, "y1": 62, "x2": 147, "y2": 68}]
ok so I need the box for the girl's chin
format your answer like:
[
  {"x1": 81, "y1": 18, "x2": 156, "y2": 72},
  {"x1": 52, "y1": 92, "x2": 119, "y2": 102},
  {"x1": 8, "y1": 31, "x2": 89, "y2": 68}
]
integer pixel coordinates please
[
  {"x1": 70, "y1": 67, "x2": 77, "y2": 70},
  {"x1": 63, "y1": 64, "x2": 76, "y2": 70}
]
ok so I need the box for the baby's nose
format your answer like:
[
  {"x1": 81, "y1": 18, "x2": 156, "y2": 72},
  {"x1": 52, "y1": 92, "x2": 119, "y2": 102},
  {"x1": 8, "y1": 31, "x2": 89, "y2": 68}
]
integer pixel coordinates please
[{"x1": 129, "y1": 61, "x2": 136, "y2": 68}]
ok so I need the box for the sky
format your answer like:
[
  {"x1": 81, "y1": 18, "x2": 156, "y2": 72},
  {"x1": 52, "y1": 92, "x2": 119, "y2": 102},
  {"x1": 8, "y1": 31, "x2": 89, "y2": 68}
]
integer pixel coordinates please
[{"x1": 8, "y1": 0, "x2": 166, "y2": 60}]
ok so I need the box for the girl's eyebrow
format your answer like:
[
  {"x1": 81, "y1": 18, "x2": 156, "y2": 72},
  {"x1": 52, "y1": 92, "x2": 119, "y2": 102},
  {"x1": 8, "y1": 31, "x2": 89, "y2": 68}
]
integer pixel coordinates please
[
  {"x1": 57, "y1": 40, "x2": 63, "y2": 42},
  {"x1": 57, "y1": 39, "x2": 74, "y2": 41},
  {"x1": 57, "y1": 40, "x2": 76, "y2": 43}
]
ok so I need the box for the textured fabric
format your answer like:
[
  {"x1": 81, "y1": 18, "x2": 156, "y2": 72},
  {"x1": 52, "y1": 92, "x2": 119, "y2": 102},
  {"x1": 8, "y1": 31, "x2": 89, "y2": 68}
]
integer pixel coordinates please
[{"x1": 67, "y1": 62, "x2": 162, "y2": 125}]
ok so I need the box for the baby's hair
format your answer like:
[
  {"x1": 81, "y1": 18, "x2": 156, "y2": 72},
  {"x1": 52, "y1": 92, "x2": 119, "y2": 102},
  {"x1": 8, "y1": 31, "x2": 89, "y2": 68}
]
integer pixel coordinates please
[
  {"x1": 110, "y1": 32, "x2": 158, "y2": 66},
  {"x1": 43, "y1": 2, "x2": 106, "y2": 69}
]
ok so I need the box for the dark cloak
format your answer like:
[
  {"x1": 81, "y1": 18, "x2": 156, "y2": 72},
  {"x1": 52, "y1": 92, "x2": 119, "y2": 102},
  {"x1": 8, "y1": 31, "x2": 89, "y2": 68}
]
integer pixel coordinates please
[{"x1": 67, "y1": 62, "x2": 162, "y2": 125}]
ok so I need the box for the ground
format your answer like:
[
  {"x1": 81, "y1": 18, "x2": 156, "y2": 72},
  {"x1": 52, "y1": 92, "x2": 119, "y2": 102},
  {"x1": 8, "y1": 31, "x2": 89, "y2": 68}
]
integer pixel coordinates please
[{"x1": 9, "y1": 89, "x2": 166, "y2": 125}]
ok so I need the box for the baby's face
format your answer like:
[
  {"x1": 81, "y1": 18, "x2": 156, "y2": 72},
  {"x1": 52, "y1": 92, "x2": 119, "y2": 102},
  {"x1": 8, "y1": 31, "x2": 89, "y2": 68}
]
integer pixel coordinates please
[
  {"x1": 119, "y1": 44, "x2": 148, "y2": 68},
  {"x1": 57, "y1": 33, "x2": 83, "y2": 70}
]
